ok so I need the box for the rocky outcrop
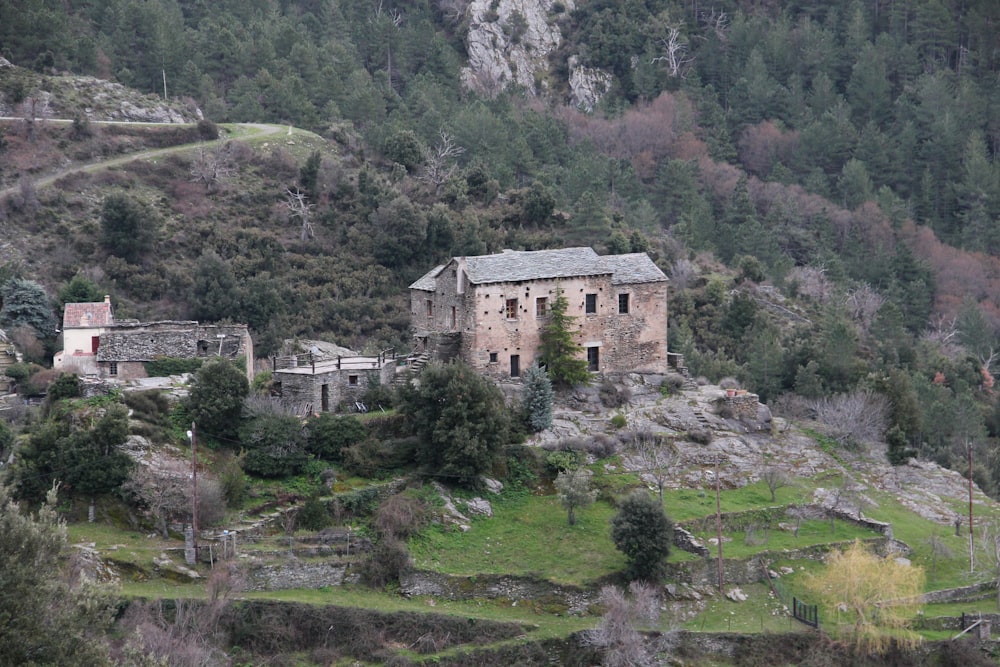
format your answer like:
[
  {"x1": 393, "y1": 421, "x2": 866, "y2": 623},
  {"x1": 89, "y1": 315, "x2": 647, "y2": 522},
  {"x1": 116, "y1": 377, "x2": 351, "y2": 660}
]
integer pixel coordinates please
[
  {"x1": 460, "y1": 0, "x2": 612, "y2": 109},
  {"x1": 462, "y1": 0, "x2": 568, "y2": 96}
]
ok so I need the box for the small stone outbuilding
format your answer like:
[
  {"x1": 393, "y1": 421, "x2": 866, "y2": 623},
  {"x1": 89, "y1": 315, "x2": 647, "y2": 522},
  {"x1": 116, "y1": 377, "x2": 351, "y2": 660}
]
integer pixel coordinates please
[{"x1": 410, "y1": 247, "x2": 669, "y2": 380}]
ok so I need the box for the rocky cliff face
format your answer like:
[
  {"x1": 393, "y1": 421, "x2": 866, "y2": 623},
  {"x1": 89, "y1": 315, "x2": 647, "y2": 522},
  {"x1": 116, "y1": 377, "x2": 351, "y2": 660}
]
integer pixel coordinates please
[{"x1": 460, "y1": 0, "x2": 611, "y2": 110}]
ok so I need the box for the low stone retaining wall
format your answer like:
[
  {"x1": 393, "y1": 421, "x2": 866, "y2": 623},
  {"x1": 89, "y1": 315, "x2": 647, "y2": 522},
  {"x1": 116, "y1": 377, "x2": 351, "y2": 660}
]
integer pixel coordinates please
[
  {"x1": 920, "y1": 581, "x2": 996, "y2": 605},
  {"x1": 399, "y1": 571, "x2": 598, "y2": 614},
  {"x1": 244, "y1": 560, "x2": 355, "y2": 591},
  {"x1": 679, "y1": 504, "x2": 893, "y2": 540}
]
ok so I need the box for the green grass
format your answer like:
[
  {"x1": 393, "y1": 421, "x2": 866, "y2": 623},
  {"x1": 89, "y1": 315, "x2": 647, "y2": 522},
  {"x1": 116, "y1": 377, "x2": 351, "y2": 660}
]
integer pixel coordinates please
[
  {"x1": 409, "y1": 492, "x2": 626, "y2": 585},
  {"x1": 681, "y1": 583, "x2": 809, "y2": 634},
  {"x1": 692, "y1": 519, "x2": 881, "y2": 560}
]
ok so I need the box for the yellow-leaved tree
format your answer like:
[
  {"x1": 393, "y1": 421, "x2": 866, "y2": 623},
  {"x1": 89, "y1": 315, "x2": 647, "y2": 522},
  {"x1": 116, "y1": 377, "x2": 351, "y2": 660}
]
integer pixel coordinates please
[{"x1": 806, "y1": 539, "x2": 924, "y2": 654}]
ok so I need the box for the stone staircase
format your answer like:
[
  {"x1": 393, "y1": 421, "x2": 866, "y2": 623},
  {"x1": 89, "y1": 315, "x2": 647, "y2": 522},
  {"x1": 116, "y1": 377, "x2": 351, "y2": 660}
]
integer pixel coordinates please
[
  {"x1": 667, "y1": 352, "x2": 699, "y2": 390},
  {"x1": 392, "y1": 352, "x2": 429, "y2": 387}
]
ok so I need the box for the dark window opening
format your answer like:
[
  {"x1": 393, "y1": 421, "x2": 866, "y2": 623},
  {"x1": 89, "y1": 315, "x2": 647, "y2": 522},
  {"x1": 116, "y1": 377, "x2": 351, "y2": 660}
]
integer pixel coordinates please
[
  {"x1": 489, "y1": 352, "x2": 498, "y2": 363},
  {"x1": 425, "y1": 299, "x2": 433, "y2": 317},
  {"x1": 109, "y1": 362, "x2": 118, "y2": 376},
  {"x1": 618, "y1": 293, "x2": 630, "y2": 314},
  {"x1": 321, "y1": 384, "x2": 330, "y2": 412},
  {"x1": 451, "y1": 306, "x2": 457, "y2": 328},
  {"x1": 536, "y1": 297, "x2": 548, "y2": 318},
  {"x1": 585, "y1": 293, "x2": 597, "y2": 314},
  {"x1": 510, "y1": 354, "x2": 520, "y2": 378},
  {"x1": 587, "y1": 346, "x2": 599, "y2": 372},
  {"x1": 348, "y1": 375, "x2": 358, "y2": 386}
]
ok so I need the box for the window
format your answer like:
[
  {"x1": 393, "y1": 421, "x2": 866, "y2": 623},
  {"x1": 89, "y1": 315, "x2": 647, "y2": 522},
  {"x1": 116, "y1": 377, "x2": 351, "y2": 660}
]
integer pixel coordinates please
[
  {"x1": 451, "y1": 306, "x2": 457, "y2": 329},
  {"x1": 535, "y1": 296, "x2": 548, "y2": 318},
  {"x1": 505, "y1": 298, "x2": 518, "y2": 319},
  {"x1": 489, "y1": 352, "x2": 498, "y2": 363},
  {"x1": 348, "y1": 375, "x2": 359, "y2": 386},
  {"x1": 425, "y1": 299, "x2": 433, "y2": 317},
  {"x1": 109, "y1": 362, "x2": 118, "y2": 376},
  {"x1": 585, "y1": 293, "x2": 597, "y2": 314},
  {"x1": 272, "y1": 381, "x2": 283, "y2": 397},
  {"x1": 618, "y1": 293, "x2": 630, "y2": 314},
  {"x1": 321, "y1": 384, "x2": 330, "y2": 411},
  {"x1": 510, "y1": 354, "x2": 520, "y2": 378}
]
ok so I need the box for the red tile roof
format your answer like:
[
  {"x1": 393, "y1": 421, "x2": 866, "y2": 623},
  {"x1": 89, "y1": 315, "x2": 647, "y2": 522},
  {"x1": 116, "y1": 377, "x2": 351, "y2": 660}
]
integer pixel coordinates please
[{"x1": 62, "y1": 297, "x2": 114, "y2": 329}]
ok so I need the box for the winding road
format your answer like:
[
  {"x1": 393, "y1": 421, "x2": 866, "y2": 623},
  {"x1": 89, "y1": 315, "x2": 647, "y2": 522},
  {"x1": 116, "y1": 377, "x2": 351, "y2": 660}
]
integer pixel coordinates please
[{"x1": 0, "y1": 119, "x2": 290, "y2": 199}]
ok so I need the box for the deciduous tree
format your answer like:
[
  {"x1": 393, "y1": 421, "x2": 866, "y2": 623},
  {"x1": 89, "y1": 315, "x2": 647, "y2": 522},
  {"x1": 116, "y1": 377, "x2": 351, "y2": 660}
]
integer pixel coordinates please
[
  {"x1": 555, "y1": 467, "x2": 597, "y2": 526},
  {"x1": 806, "y1": 539, "x2": 924, "y2": 654}
]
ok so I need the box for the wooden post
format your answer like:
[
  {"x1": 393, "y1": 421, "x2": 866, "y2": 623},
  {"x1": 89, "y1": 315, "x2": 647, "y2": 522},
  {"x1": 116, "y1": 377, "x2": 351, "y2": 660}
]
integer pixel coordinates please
[
  {"x1": 190, "y1": 423, "x2": 199, "y2": 564},
  {"x1": 716, "y1": 457, "x2": 724, "y2": 592},
  {"x1": 969, "y1": 439, "x2": 975, "y2": 573}
]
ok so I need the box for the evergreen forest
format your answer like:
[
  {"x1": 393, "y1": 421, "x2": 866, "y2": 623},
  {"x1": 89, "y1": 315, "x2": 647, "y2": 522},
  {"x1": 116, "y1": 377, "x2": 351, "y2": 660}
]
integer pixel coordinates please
[{"x1": 2, "y1": 1, "x2": 1000, "y2": 502}]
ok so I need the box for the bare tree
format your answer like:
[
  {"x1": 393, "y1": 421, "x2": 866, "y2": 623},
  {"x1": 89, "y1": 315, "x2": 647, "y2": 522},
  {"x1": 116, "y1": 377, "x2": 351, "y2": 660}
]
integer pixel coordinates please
[
  {"x1": 699, "y1": 9, "x2": 730, "y2": 41},
  {"x1": 582, "y1": 582, "x2": 673, "y2": 667},
  {"x1": 650, "y1": 25, "x2": 694, "y2": 78},
  {"x1": 979, "y1": 522, "x2": 1000, "y2": 609},
  {"x1": 761, "y1": 466, "x2": 789, "y2": 503},
  {"x1": 190, "y1": 142, "x2": 236, "y2": 192},
  {"x1": 812, "y1": 390, "x2": 890, "y2": 449},
  {"x1": 419, "y1": 131, "x2": 465, "y2": 194},
  {"x1": 285, "y1": 187, "x2": 314, "y2": 241},
  {"x1": 845, "y1": 284, "x2": 885, "y2": 335},
  {"x1": 119, "y1": 565, "x2": 242, "y2": 666},
  {"x1": 631, "y1": 431, "x2": 677, "y2": 503},
  {"x1": 435, "y1": 0, "x2": 466, "y2": 24},
  {"x1": 668, "y1": 259, "x2": 699, "y2": 290},
  {"x1": 123, "y1": 461, "x2": 194, "y2": 538},
  {"x1": 924, "y1": 533, "x2": 953, "y2": 585}
]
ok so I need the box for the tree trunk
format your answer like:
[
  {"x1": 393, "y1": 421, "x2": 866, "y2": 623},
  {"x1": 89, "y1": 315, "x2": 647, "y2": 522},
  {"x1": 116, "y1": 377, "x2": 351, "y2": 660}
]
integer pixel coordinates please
[
  {"x1": 568, "y1": 506, "x2": 576, "y2": 526},
  {"x1": 88, "y1": 498, "x2": 96, "y2": 523}
]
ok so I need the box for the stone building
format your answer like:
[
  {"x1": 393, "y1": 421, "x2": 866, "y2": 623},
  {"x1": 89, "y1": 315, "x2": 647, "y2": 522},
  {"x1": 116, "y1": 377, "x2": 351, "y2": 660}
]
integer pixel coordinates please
[
  {"x1": 409, "y1": 247, "x2": 668, "y2": 380},
  {"x1": 54, "y1": 297, "x2": 253, "y2": 381},
  {"x1": 270, "y1": 351, "x2": 397, "y2": 413}
]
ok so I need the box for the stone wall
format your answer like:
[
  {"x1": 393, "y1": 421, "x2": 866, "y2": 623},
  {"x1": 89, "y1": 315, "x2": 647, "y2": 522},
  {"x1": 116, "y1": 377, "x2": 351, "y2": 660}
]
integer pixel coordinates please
[
  {"x1": 243, "y1": 560, "x2": 351, "y2": 591},
  {"x1": 274, "y1": 362, "x2": 395, "y2": 413},
  {"x1": 96, "y1": 322, "x2": 252, "y2": 379}
]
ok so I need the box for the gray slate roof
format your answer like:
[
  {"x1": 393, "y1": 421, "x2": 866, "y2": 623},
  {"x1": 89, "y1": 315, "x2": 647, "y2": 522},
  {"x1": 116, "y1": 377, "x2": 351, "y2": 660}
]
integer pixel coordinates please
[
  {"x1": 410, "y1": 264, "x2": 445, "y2": 291},
  {"x1": 409, "y1": 248, "x2": 666, "y2": 290}
]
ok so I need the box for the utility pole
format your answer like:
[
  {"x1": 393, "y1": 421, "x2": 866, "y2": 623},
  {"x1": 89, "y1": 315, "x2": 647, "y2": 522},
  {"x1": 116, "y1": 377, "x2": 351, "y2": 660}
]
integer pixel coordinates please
[
  {"x1": 189, "y1": 423, "x2": 199, "y2": 563},
  {"x1": 715, "y1": 457, "x2": 724, "y2": 592},
  {"x1": 969, "y1": 438, "x2": 975, "y2": 572}
]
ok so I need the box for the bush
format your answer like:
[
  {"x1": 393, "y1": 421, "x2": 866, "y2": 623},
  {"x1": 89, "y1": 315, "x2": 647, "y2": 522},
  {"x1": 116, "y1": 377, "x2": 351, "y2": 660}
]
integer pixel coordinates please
[
  {"x1": 306, "y1": 413, "x2": 366, "y2": 461},
  {"x1": 239, "y1": 413, "x2": 309, "y2": 478},
  {"x1": 213, "y1": 451, "x2": 247, "y2": 507},
  {"x1": 144, "y1": 357, "x2": 204, "y2": 377},
  {"x1": 197, "y1": 119, "x2": 219, "y2": 140},
  {"x1": 297, "y1": 494, "x2": 332, "y2": 531},
  {"x1": 661, "y1": 373, "x2": 686, "y2": 394},
  {"x1": 373, "y1": 493, "x2": 428, "y2": 539},
  {"x1": 611, "y1": 491, "x2": 673, "y2": 581},
  {"x1": 360, "y1": 537, "x2": 410, "y2": 588},
  {"x1": 686, "y1": 428, "x2": 713, "y2": 444},
  {"x1": 599, "y1": 381, "x2": 631, "y2": 408},
  {"x1": 610, "y1": 413, "x2": 627, "y2": 429}
]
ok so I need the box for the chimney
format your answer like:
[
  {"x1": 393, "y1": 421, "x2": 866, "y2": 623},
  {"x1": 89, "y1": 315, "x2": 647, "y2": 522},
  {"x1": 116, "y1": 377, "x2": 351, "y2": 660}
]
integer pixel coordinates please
[{"x1": 104, "y1": 295, "x2": 111, "y2": 304}]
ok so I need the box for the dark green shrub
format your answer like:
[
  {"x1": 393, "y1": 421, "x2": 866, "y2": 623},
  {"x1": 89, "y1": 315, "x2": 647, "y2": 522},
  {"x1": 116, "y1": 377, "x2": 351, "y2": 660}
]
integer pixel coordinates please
[
  {"x1": 144, "y1": 357, "x2": 204, "y2": 377},
  {"x1": 360, "y1": 537, "x2": 410, "y2": 588},
  {"x1": 297, "y1": 494, "x2": 332, "y2": 531},
  {"x1": 611, "y1": 490, "x2": 673, "y2": 581},
  {"x1": 46, "y1": 373, "x2": 81, "y2": 402},
  {"x1": 306, "y1": 413, "x2": 365, "y2": 461}
]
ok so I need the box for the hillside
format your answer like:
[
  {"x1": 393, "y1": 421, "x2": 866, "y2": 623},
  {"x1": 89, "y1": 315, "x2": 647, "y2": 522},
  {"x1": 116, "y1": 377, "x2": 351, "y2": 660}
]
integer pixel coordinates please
[{"x1": 3, "y1": 0, "x2": 1000, "y2": 663}]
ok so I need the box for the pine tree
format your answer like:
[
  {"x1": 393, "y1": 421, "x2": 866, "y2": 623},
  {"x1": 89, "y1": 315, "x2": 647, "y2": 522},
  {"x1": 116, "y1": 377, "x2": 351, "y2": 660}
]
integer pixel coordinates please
[
  {"x1": 521, "y1": 363, "x2": 553, "y2": 432},
  {"x1": 539, "y1": 286, "x2": 590, "y2": 389}
]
